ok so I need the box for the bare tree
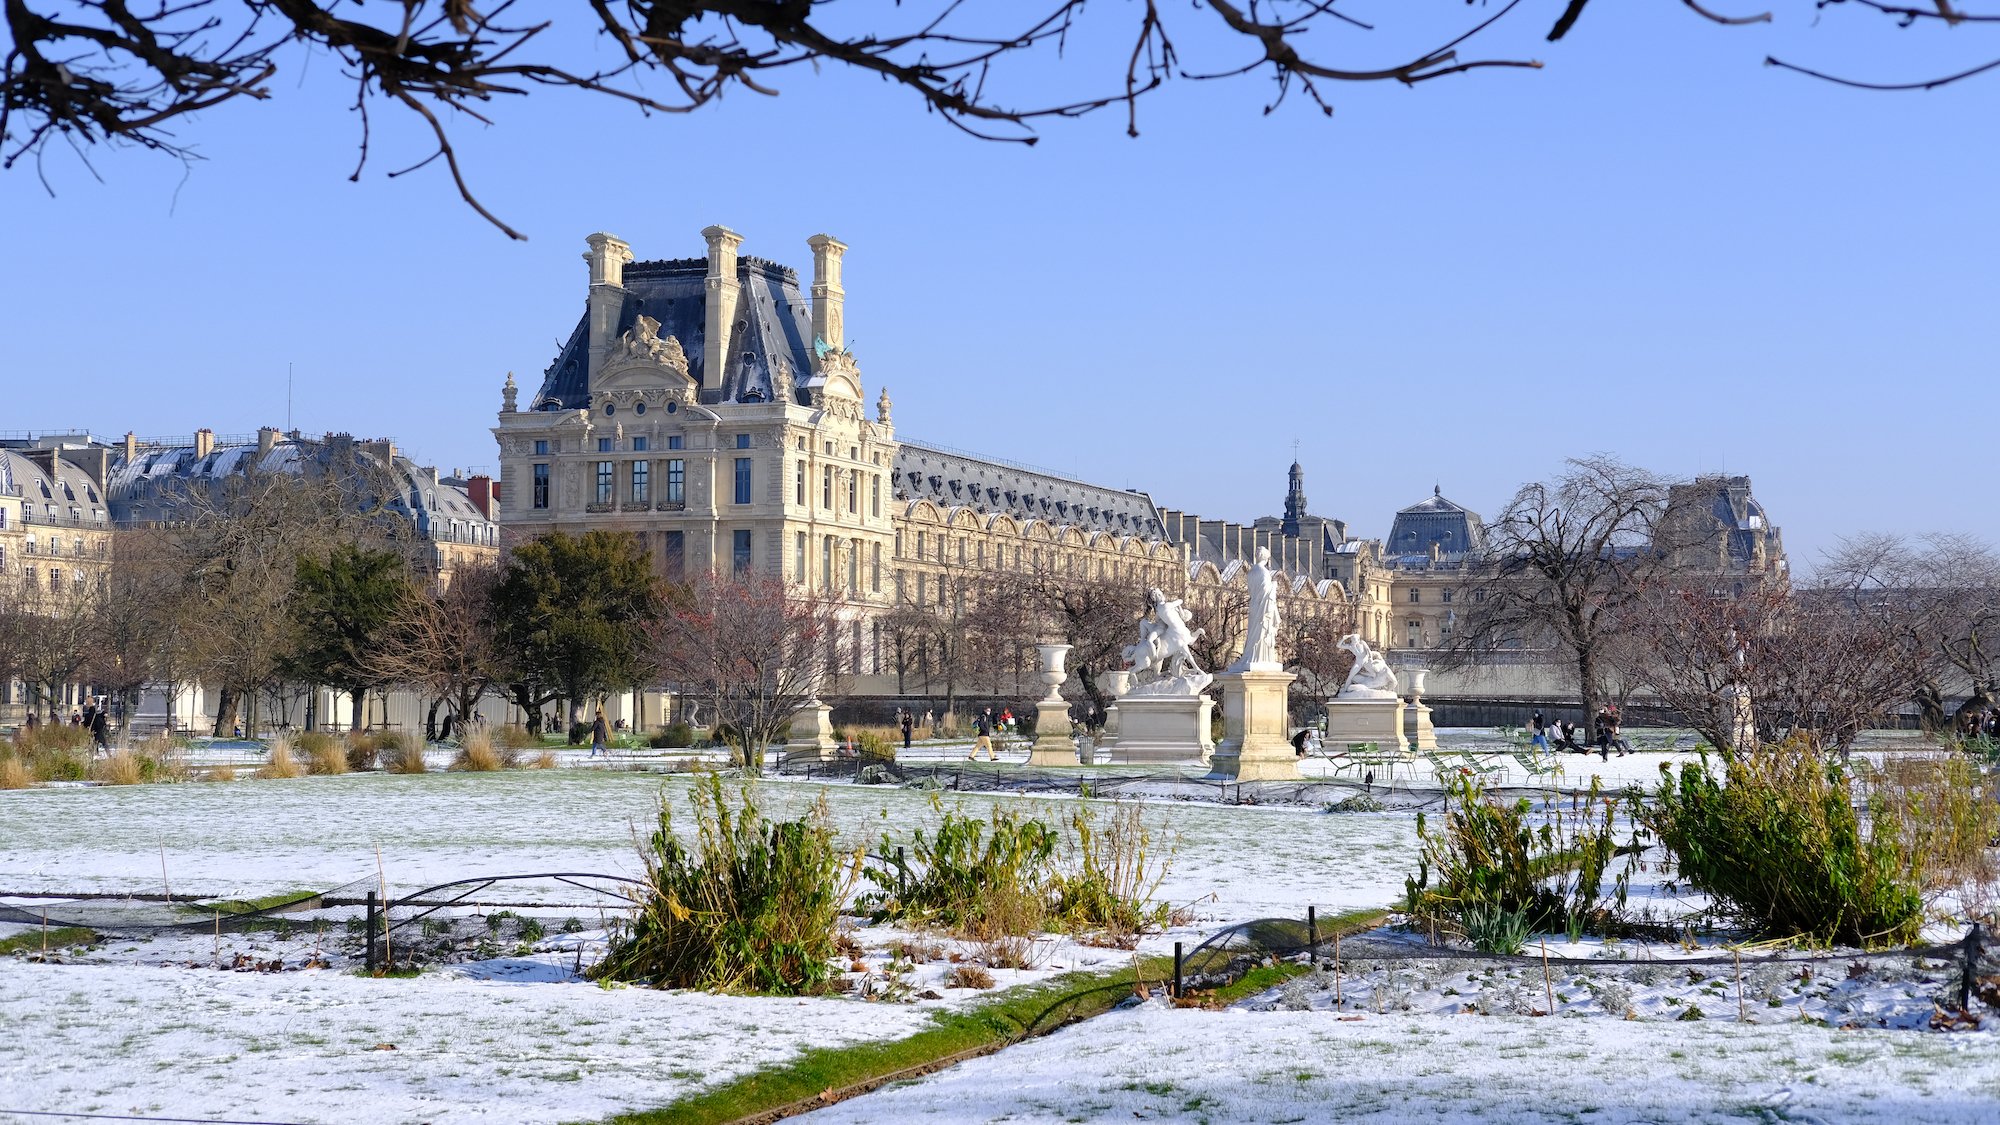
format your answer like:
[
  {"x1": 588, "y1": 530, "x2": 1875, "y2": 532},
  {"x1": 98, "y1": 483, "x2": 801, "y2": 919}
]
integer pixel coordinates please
[
  {"x1": 84, "y1": 525, "x2": 188, "y2": 742},
  {"x1": 990, "y1": 557, "x2": 1139, "y2": 721},
  {"x1": 373, "y1": 557, "x2": 506, "y2": 735},
  {"x1": 1819, "y1": 532, "x2": 2000, "y2": 730},
  {"x1": 1619, "y1": 577, "x2": 1931, "y2": 758},
  {"x1": 151, "y1": 448, "x2": 405, "y2": 735},
  {"x1": 1278, "y1": 589, "x2": 1357, "y2": 703},
  {"x1": 1184, "y1": 580, "x2": 1247, "y2": 679},
  {"x1": 652, "y1": 572, "x2": 848, "y2": 775},
  {"x1": 7, "y1": 571, "x2": 95, "y2": 723},
  {"x1": 1445, "y1": 456, "x2": 1680, "y2": 729},
  {"x1": 8, "y1": 1, "x2": 1964, "y2": 238}
]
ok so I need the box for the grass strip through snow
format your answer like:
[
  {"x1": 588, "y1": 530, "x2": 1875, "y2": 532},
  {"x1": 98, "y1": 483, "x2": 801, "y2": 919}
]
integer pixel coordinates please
[
  {"x1": 607, "y1": 907, "x2": 1386, "y2": 1125},
  {"x1": 0, "y1": 926, "x2": 96, "y2": 955}
]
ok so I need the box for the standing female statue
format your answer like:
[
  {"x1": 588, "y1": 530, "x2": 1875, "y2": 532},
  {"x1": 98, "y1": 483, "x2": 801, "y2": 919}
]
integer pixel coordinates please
[{"x1": 1231, "y1": 545, "x2": 1282, "y2": 672}]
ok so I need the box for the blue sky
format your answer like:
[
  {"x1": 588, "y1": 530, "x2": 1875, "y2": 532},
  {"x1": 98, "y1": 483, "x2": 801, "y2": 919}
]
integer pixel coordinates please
[{"x1": 2, "y1": 1, "x2": 1994, "y2": 569}]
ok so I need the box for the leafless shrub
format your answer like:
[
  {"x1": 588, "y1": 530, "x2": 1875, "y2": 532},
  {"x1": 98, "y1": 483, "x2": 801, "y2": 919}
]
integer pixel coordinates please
[{"x1": 946, "y1": 964, "x2": 996, "y2": 990}]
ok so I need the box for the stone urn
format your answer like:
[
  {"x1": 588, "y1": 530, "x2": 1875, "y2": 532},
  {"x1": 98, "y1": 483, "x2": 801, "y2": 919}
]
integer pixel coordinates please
[
  {"x1": 1403, "y1": 667, "x2": 1428, "y2": 700},
  {"x1": 1027, "y1": 644, "x2": 1078, "y2": 766},
  {"x1": 1036, "y1": 643, "x2": 1072, "y2": 702}
]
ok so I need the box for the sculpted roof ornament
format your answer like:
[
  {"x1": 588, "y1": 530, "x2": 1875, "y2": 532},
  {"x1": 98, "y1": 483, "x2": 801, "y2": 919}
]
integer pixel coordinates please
[{"x1": 611, "y1": 314, "x2": 688, "y2": 372}]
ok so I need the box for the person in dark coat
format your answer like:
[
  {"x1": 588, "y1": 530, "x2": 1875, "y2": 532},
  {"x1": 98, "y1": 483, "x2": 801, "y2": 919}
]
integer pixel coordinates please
[
  {"x1": 590, "y1": 709, "x2": 609, "y2": 758},
  {"x1": 89, "y1": 707, "x2": 109, "y2": 750},
  {"x1": 899, "y1": 709, "x2": 914, "y2": 749}
]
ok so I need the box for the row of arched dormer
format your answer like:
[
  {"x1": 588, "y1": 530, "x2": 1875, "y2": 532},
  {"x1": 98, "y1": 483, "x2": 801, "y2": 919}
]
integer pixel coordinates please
[
  {"x1": 890, "y1": 499, "x2": 1182, "y2": 603},
  {"x1": 890, "y1": 497, "x2": 1351, "y2": 614},
  {"x1": 1182, "y1": 557, "x2": 1348, "y2": 604}
]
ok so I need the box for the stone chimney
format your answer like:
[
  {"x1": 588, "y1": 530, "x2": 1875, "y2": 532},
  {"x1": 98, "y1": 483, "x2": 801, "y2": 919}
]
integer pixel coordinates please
[
  {"x1": 583, "y1": 232, "x2": 634, "y2": 388},
  {"x1": 193, "y1": 428, "x2": 214, "y2": 459},
  {"x1": 257, "y1": 427, "x2": 280, "y2": 458},
  {"x1": 701, "y1": 224, "x2": 743, "y2": 395},
  {"x1": 806, "y1": 233, "x2": 848, "y2": 351},
  {"x1": 122, "y1": 432, "x2": 137, "y2": 463}
]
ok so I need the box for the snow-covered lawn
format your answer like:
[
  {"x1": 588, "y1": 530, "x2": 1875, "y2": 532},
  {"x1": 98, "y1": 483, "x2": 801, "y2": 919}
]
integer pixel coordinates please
[
  {"x1": 0, "y1": 769, "x2": 1420, "y2": 924},
  {"x1": 2, "y1": 742, "x2": 1988, "y2": 1125},
  {"x1": 805, "y1": 1004, "x2": 2000, "y2": 1124},
  {"x1": 0, "y1": 960, "x2": 934, "y2": 1125}
]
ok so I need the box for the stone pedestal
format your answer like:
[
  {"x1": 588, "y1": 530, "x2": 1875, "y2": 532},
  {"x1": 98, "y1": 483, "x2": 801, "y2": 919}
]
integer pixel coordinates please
[
  {"x1": 1405, "y1": 702, "x2": 1438, "y2": 751},
  {"x1": 1399, "y1": 667, "x2": 1437, "y2": 751},
  {"x1": 1323, "y1": 697, "x2": 1407, "y2": 752},
  {"x1": 1105, "y1": 695, "x2": 1211, "y2": 765},
  {"x1": 784, "y1": 700, "x2": 838, "y2": 762},
  {"x1": 1208, "y1": 668, "x2": 1297, "y2": 781},
  {"x1": 1026, "y1": 643, "x2": 1079, "y2": 767},
  {"x1": 1095, "y1": 670, "x2": 1133, "y2": 749}
]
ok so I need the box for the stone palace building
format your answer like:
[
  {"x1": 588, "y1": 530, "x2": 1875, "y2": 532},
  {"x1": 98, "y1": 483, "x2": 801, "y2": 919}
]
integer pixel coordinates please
[{"x1": 492, "y1": 225, "x2": 1791, "y2": 714}]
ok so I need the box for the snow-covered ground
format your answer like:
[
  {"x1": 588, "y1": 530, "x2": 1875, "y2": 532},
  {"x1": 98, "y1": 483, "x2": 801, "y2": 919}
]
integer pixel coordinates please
[
  {"x1": 0, "y1": 768, "x2": 1420, "y2": 921},
  {"x1": 804, "y1": 1004, "x2": 2000, "y2": 1124},
  {"x1": 0, "y1": 960, "x2": 934, "y2": 1125},
  {"x1": 1, "y1": 733, "x2": 1990, "y2": 1125}
]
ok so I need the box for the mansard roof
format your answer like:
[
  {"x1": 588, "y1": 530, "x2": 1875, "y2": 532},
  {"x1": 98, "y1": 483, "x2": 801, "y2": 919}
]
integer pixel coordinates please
[
  {"x1": 104, "y1": 434, "x2": 493, "y2": 540},
  {"x1": 1387, "y1": 484, "x2": 1487, "y2": 560},
  {"x1": 892, "y1": 440, "x2": 1165, "y2": 539},
  {"x1": 531, "y1": 256, "x2": 816, "y2": 412}
]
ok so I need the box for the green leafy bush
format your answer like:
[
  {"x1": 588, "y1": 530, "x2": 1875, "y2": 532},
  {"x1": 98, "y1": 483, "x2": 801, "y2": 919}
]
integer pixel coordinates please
[
  {"x1": 594, "y1": 776, "x2": 858, "y2": 994},
  {"x1": 867, "y1": 798, "x2": 1172, "y2": 944},
  {"x1": 1051, "y1": 802, "x2": 1173, "y2": 942},
  {"x1": 1461, "y1": 902, "x2": 1532, "y2": 955},
  {"x1": 867, "y1": 800, "x2": 1057, "y2": 936},
  {"x1": 1405, "y1": 774, "x2": 1625, "y2": 941},
  {"x1": 856, "y1": 731, "x2": 896, "y2": 763},
  {"x1": 1644, "y1": 741, "x2": 1926, "y2": 947}
]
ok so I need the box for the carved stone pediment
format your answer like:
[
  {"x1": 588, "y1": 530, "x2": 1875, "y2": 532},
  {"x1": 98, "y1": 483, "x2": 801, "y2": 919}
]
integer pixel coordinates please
[
  {"x1": 595, "y1": 316, "x2": 697, "y2": 404},
  {"x1": 814, "y1": 347, "x2": 864, "y2": 403}
]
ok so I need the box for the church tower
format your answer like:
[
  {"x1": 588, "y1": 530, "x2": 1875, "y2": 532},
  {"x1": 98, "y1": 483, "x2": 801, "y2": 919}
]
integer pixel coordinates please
[{"x1": 1281, "y1": 460, "x2": 1308, "y2": 538}]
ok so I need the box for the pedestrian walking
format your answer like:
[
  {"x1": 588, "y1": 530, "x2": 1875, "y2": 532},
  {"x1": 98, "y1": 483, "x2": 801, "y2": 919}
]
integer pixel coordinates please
[
  {"x1": 900, "y1": 708, "x2": 914, "y2": 750},
  {"x1": 590, "y1": 708, "x2": 609, "y2": 758},
  {"x1": 968, "y1": 710, "x2": 997, "y2": 761},
  {"x1": 89, "y1": 707, "x2": 109, "y2": 750},
  {"x1": 1529, "y1": 710, "x2": 1549, "y2": 752}
]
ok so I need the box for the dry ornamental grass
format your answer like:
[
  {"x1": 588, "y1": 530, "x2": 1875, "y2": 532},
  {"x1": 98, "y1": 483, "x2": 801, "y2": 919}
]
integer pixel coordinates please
[
  {"x1": 91, "y1": 750, "x2": 143, "y2": 786},
  {"x1": 256, "y1": 738, "x2": 305, "y2": 780},
  {"x1": 379, "y1": 731, "x2": 428, "y2": 774},
  {"x1": 451, "y1": 729, "x2": 518, "y2": 771}
]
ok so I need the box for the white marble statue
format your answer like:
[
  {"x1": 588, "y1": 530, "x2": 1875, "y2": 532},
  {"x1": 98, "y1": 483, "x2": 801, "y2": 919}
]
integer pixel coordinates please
[
  {"x1": 1228, "y1": 545, "x2": 1282, "y2": 672},
  {"x1": 1334, "y1": 633, "x2": 1401, "y2": 700},
  {"x1": 1123, "y1": 587, "x2": 1210, "y2": 694}
]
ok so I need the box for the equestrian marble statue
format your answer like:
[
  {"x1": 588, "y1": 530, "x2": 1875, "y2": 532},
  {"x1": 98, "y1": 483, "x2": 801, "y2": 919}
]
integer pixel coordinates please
[{"x1": 1123, "y1": 587, "x2": 1212, "y2": 696}]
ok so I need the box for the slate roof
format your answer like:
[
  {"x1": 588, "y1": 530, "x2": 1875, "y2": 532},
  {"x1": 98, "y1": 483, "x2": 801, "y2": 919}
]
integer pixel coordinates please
[
  {"x1": 531, "y1": 257, "x2": 816, "y2": 411},
  {"x1": 1387, "y1": 485, "x2": 1487, "y2": 561},
  {"x1": 893, "y1": 441, "x2": 1165, "y2": 538},
  {"x1": 104, "y1": 435, "x2": 493, "y2": 542},
  {"x1": 0, "y1": 449, "x2": 106, "y2": 516}
]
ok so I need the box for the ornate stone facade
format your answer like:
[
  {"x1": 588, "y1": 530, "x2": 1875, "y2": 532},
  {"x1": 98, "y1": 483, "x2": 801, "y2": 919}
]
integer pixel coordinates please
[{"x1": 496, "y1": 228, "x2": 1352, "y2": 697}]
